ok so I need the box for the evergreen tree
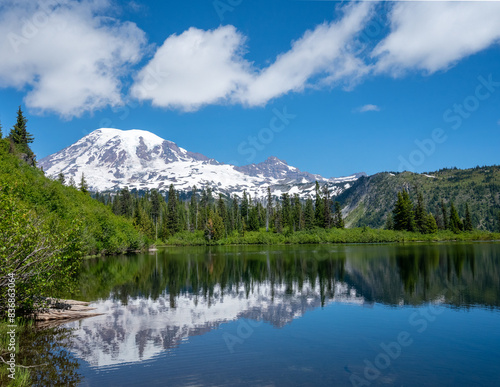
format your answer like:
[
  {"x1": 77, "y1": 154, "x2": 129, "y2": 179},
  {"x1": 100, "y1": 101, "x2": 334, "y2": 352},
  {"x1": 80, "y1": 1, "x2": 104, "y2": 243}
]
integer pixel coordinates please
[
  {"x1": 463, "y1": 203, "x2": 473, "y2": 231},
  {"x1": 314, "y1": 181, "x2": 325, "y2": 228},
  {"x1": 323, "y1": 185, "x2": 332, "y2": 228},
  {"x1": 281, "y1": 193, "x2": 292, "y2": 230},
  {"x1": 151, "y1": 190, "x2": 162, "y2": 238},
  {"x1": 414, "y1": 192, "x2": 427, "y2": 233},
  {"x1": 167, "y1": 184, "x2": 179, "y2": 234},
  {"x1": 217, "y1": 194, "x2": 229, "y2": 235},
  {"x1": 266, "y1": 187, "x2": 272, "y2": 232},
  {"x1": 241, "y1": 191, "x2": 249, "y2": 225},
  {"x1": 120, "y1": 187, "x2": 134, "y2": 217},
  {"x1": 424, "y1": 213, "x2": 438, "y2": 234},
  {"x1": 292, "y1": 194, "x2": 302, "y2": 231},
  {"x1": 0, "y1": 120, "x2": 2, "y2": 139},
  {"x1": 189, "y1": 186, "x2": 198, "y2": 231},
  {"x1": 497, "y1": 211, "x2": 500, "y2": 232},
  {"x1": 393, "y1": 190, "x2": 415, "y2": 231},
  {"x1": 9, "y1": 106, "x2": 34, "y2": 156},
  {"x1": 79, "y1": 173, "x2": 89, "y2": 194},
  {"x1": 274, "y1": 199, "x2": 282, "y2": 233},
  {"x1": 205, "y1": 210, "x2": 224, "y2": 241},
  {"x1": 304, "y1": 198, "x2": 315, "y2": 230},
  {"x1": 232, "y1": 194, "x2": 242, "y2": 234},
  {"x1": 333, "y1": 201, "x2": 344, "y2": 228},
  {"x1": 248, "y1": 205, "x2": 259, "y2": 231},
  {"x1": 440, "y1": 199, "x2": 448, "y2": 230},
  {"x1": 448, "y1": 201, "x2": 463, "y2": 233},
  {"x1": 57, "y1": 172, "x2": 65, "y2": 185}
]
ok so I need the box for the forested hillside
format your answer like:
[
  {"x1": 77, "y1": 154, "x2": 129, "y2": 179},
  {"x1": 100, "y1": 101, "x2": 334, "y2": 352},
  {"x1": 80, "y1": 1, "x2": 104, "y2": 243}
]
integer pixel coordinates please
[
  {"x1": 0, "y1": 139, "x2": 146, "y2": 256},
  {"x1": 337, "y1": 167, "x2": 500, "y2": 231}
]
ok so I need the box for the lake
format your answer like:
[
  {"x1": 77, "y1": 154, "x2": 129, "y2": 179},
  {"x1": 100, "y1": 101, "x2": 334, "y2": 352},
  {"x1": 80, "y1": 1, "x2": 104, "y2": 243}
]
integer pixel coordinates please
[{"x1": 26, "y1": 243, "x2": 500, "y2": 386}]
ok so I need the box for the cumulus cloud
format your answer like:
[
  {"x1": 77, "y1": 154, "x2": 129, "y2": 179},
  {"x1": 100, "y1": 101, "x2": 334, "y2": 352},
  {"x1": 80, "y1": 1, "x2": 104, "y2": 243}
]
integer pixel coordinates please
[
  {"x1": 0, "y1": 0, "x2": 147, "y2": 118},
  {"x1": 132, "y1": 2, "x2": 374, "y2": 111},
  {"x1": 373, "y1": 2, "x2": 500, "y2": 74},
  {"x1": 130, "y1": 25, "x2": 253, "y2": 112},
  {"x1": 356, "y1": 104, "x2": 380, "y2": 113}
]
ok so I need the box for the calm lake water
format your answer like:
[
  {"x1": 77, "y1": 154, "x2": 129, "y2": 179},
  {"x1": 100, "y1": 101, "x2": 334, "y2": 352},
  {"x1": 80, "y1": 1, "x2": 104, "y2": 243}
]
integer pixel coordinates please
[{"x1": 28, "y1": 243, "x2": 500, "y2": 386}]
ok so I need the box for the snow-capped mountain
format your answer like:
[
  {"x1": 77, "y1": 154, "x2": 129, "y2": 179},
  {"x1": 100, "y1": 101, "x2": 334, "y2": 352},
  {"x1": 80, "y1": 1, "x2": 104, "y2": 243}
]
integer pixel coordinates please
[{"x1": 39, "y1": 128, "x2": 365, "y2": 198}]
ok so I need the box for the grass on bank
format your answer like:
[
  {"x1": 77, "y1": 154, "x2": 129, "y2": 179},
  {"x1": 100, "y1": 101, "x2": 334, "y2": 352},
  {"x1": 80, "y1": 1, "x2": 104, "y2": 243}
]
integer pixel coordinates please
[{"x1": 162, "y1": 227, "x2": 500, "y2": 246}]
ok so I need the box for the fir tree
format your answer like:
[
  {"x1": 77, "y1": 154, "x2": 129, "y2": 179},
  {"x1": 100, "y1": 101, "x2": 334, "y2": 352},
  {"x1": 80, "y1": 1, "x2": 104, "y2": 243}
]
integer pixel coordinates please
[
  {"x1": 241, "y1": 191, "x2": 249, "y2": 224},
  {"x1": 440, "y1": 199, "x2": 448, "y2": 230},
  {"x1": 266, "y1": 187, "x2": 272, "y2": 232},
  {"x1": 463, "y1": 203, "x2": 473, "y2": 232},
  {"x1": 9, "y1": 106, "x2": 34, "y2": 157},
  {"x1": 281, "y1": 193, "x2": 292, "y2": 230},
  {"x1": 79, "y1": 173, "x2": 89, "y2": 194},
  {"x1": 0, "y1": 120, "x2": 2, "y2": 139},
  {"x1": 414, "y1": 192, "x2": 427, "y2": 233},
  {"x1": 333, "y1": 201, "x2": 344, "y2": 229},
  {"x1": 292, "y1": 194, "x2": 302, "y2": 231},
  {"x1": 189, "y1": 186, "x2": 198, "y2": 231},
  {"x1": 314, "y1": 181, "x2": 324, "y2": 228},
  {"x1": 57, "y1": 172, "x2": 65, "y2": 185},
  {"x1": 167, "y1": 184, "x2": 179, "y2": 234},
  {"x1": 323, "y1": 185, "x2": 332, "y2": 229},
  {"x1": 119, "y1": 187, "x2": 133, "y2": 217},
  {"x1": 393, "y1": 190, "x2": 415, "y2": 231},
  {"x1": 424, "y1": 213, "x2": 438, "y2": 234},
  {"x1": 217, "y1": 193, "x2": 229, "y2": 235},
  {"x1": 304, "y1": 198, "x2": 315, "y2": 230},
  {"x1": 248, "y1": 206, "x2": 259, "y2": 231},
  {"x1": 448, "y1": 201, "x2": 463, "y2": 233}
]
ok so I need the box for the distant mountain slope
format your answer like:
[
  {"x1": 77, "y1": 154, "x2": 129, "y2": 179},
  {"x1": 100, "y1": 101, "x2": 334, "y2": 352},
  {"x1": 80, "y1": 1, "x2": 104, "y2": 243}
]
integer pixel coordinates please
[
  {"x1": 39, "y1": 128, "x2": 363, "y2": 198},
  {"x1": 337, "y1": 166, "x2": 500, "y2": 231}
]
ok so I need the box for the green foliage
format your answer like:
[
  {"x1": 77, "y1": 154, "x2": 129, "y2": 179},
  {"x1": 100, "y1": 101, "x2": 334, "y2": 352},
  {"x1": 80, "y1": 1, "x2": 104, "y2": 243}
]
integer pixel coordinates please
[
  {"x1": 449, "y1": 202, "x2": 463, "y2": 233},
  {"x1": 304, "y1": 198, "x2": 315, "y2": 230},
  {"x1": 393, "y1": 191, "x2": 415, "y2": 231},
  {"x1": 463, "y1": 203, "x2": 473, "y2": 232},
  {"x1": 8, "y1": 107, "x2": 34, "y2": 159},
  {"x1": 79, "y1": 173, "x2": 89, "y2": 194},
  {"x1": 333, "y1": 201, "x2": 344, "y2": 229},
  {"x1": 0, "y1": 139, "x2": 146, "y2": 258},
  {"x1": 337, "y1": 167, "x2": 500, "y2": 231},
  {"x1": 0, "y1": 188, "x2": 82, "y2": 314},
  {"x1": 162, "y1": 226, "x2": 499, "y2": 246}
]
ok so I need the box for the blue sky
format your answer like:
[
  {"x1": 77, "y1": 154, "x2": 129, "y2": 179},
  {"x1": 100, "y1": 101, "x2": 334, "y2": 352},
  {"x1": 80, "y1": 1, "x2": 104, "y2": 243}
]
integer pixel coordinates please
[{"x1": 0, "y1": 0, "x2": 499, "y2": 178}]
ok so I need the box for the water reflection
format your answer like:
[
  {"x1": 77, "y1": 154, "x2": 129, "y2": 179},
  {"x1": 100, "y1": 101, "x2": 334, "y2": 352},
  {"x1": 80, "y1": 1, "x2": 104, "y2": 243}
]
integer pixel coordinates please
[{"x1": 63, "y1": 243, "x2": 500, "y2": 368}]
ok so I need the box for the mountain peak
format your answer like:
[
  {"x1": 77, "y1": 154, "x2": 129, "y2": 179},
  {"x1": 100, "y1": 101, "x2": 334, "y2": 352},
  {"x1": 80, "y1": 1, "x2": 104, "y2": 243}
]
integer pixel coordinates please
[{"x1": 39, "y1": 128, "x2": 362, "y2": 197}]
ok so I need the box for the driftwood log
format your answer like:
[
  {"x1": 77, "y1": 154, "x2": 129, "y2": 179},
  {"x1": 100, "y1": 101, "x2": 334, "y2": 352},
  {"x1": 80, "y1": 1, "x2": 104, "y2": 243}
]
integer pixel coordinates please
[{"x1": 33, "y1": 298, "x2": 103, "y2": 328}]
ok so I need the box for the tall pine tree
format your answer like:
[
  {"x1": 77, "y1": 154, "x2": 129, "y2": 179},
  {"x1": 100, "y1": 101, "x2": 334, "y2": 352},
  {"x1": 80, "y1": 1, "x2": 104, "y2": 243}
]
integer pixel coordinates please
[
  {"x1": 448, "y1": 201, "x2": 463, "y2": 233},
  {"x1": 393, "y1": 190, "x2": 415, "y2": 231},
  {"x1": 9, "y1": 106, "x2": 34, "y2": 157},
  {"x1": 314, "y1": 181, "x2": 325, "y2": 228},
  {"x1": 463, "y1": 203, "x2": 473, "y2": 231},
  {"x1": 333, "y1": 202, "x2": 344, "y2": 229}
]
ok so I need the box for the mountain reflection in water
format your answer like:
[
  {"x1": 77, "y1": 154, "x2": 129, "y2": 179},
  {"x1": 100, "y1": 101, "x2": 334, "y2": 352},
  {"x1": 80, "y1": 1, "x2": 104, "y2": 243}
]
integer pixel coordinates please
[{"x1": 62, "y1": 243, "x2": 499, "y2": 368}]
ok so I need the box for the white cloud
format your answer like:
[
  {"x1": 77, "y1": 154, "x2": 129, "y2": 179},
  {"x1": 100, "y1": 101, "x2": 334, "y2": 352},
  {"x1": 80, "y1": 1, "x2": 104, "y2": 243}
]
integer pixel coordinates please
[
  {"x1": 130, "y1": 25, "x2": 253, "y2": 112},
  {"x1": 239, "y1": 2, "x2": 373, "y2": 106},
  {"x1": 356, "y1": 104, "x2": 380, "y2": 113},
  {"x1": 0, "y1": 0, "x2": 147, "y2": 118},
  {"x1": 373, "y1": 2, "x2": 500, "y2": 74},
  {"x1": 132, "y1": 2, "x2": 374, "y2": 111}
]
